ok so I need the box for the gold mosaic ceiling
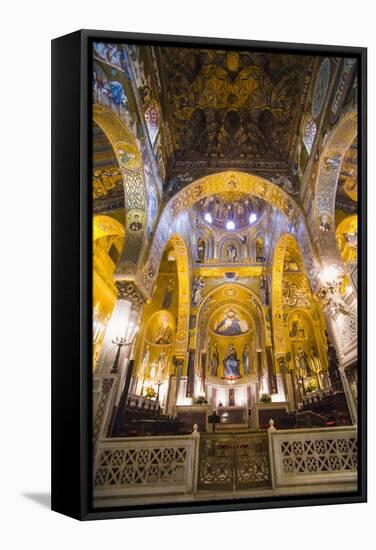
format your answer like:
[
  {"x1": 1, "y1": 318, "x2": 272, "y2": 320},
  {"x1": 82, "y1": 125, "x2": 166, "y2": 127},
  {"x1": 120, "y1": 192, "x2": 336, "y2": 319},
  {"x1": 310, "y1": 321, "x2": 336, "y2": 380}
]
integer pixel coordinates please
[
  {"x1": 335, "y1": 136, "x2": 357, "y2": 217},
  {"x1": 338, "y1": 137, "x2": 358, "y2": 203},
  {"x1": 157, "y1": 48, "x2": 314, "y2": 169}
]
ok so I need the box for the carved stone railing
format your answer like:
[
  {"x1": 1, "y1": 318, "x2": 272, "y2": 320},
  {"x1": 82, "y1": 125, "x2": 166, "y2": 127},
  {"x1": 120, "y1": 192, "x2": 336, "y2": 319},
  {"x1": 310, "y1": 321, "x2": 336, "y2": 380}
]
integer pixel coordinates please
[
  {"x1": 93, "y1": 430, "x2": 200, "y2": 506},
  {"x1": 94, "y1": 425, "x2": 357, "y2": 506},
  {"x1": 268, "y1": 424, "x2": 357, "y2": 491},
  {"x1": 198, "y1": 432, "x2": 271, "y2": 492}
]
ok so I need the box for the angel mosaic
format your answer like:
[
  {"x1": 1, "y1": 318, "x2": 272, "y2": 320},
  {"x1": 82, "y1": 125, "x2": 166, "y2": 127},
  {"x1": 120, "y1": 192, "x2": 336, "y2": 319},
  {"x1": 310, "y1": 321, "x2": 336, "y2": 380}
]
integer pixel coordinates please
[{"x1": 191, "y1": 278, "x2": 205, "y2": 307}]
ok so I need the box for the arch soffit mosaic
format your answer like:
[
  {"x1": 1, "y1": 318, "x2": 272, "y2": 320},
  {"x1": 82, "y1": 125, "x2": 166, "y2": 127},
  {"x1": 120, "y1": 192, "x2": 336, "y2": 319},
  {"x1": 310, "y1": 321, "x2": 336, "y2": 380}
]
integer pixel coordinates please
[
  {"x1": 314, "y1": 110, "x2": 357, "y2": 270},
  {"x1": 93, "y1": 104, "x2": 147, "y2": 278},
  {"x1": 139, "y1": 171, "x2": 314, "y2": 298},
  {"x1": 163, "y1": 234, "x2": 191, "y2": 357},
  {"x1": 272, "y1": 233, "x2": 311, "y2": 356},
  {"x1": 93, "y1": 215, "x2": 125, "y2": 241}
]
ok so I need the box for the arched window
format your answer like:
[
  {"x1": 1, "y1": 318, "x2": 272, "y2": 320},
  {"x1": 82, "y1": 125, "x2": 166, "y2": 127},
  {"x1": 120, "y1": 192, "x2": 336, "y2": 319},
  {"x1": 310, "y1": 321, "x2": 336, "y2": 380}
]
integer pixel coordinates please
[
  {"x1": 302, "y1": 113, "x2": 317, "y2": 155},
  {"x1": 144, "y1": 101, "x2": 161, "y2": 146},
  {"x1": 219, "y1": 237, "x2": 242, "y2": 262},
  {"x1": 255, "y1": 237, "x2": 265, "y2": 262},
  {"x1": 197, "y1": 238, "x2": 206, "y2": 263}
]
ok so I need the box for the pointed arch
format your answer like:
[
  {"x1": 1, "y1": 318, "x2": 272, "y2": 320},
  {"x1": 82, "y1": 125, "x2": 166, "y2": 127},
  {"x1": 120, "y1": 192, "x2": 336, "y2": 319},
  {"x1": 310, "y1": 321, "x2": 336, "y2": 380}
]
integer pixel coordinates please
[
  {"x1": 218, "y1": 235, "x2": 244, "y2": 261},
  {"x1": 93, "y1": 104, "x2": 147, "y2": 277},
  {"x1": 195, "y1": 283, "x2": 268, "y2": 380},
  {"x1": 314, "y1": 110, "x2": 357, "y2": 271},
  {"x1": 140, "y1": 171, "x2": 317, "y2": 298},
  {"x1": 93, "y1": 215, "x2": 125, "y2": 242},
  {"x1": 272, "y1": 234, "x2": 312, "y2": 357},
  {"x1": 133, "y1": 232, "x2": 191, "y2": 385},
  {"x1": 196, "y1": 283, "x2": 268, "y2": 346},
  {"x1": 194, "y1": 225, "x2": 215, "y2": 262},
  {"x1": 166, "y1": 234, "x2": 191, "y2": 357}
]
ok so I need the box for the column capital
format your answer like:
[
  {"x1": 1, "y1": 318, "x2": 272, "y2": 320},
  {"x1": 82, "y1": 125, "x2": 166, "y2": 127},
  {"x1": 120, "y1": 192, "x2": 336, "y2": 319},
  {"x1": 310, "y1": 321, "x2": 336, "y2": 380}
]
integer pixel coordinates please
[
  {"x1": 116, "y1": 280, "x2": 145, "y2": 311},
  {"x1": 173, "y1": 356, "x2": 185, "y2": 366}
]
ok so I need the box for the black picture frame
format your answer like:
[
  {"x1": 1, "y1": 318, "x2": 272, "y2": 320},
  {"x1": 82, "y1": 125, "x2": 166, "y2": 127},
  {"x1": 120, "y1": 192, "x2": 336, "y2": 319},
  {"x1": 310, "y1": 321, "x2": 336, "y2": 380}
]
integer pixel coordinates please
[{"x1": 51, "y1": 29, "x2": 367, "y2": 520}]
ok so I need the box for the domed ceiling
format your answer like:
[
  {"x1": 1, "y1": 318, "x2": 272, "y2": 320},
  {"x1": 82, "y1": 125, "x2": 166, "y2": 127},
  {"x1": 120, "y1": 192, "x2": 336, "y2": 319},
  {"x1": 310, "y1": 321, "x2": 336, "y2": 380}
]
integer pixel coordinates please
[{"x1": 194, "y1": 191, "x2": 264, "y2": 230}]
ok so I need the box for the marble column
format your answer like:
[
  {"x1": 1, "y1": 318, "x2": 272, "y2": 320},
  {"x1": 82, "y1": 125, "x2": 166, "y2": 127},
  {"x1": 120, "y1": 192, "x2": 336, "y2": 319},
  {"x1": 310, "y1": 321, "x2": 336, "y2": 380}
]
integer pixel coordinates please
[
  {"x1": 93, "y1": 280, "x2": 145, "y2": 445},
  {"x1": 266, "y1": 347, "x2": 278, "y2": 395},
  {"x1": 173, "y1": 357, "x2": 184, "y2": 409}
]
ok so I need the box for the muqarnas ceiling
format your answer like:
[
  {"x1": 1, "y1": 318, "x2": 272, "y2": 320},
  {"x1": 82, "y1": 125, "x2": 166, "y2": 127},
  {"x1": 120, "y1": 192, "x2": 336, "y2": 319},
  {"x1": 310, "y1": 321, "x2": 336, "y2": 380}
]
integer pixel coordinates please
[{"x1": 157, "y1": 48, "x2": 314, "y2": 169}]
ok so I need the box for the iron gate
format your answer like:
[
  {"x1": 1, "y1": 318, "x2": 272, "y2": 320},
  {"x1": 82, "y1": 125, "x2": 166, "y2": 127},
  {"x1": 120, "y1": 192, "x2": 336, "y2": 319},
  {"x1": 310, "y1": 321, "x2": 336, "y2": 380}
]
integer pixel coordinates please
[{"x1": 197, "y1": 432, "x2": 271, "y2": 491}]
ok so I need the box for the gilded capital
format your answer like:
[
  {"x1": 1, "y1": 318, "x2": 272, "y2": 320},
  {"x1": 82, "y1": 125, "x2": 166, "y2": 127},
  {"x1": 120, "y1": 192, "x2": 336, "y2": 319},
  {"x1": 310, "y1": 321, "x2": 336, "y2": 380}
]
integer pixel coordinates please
[{"x1": 116, "y1": 280, "x2": 145, "y2": 311}]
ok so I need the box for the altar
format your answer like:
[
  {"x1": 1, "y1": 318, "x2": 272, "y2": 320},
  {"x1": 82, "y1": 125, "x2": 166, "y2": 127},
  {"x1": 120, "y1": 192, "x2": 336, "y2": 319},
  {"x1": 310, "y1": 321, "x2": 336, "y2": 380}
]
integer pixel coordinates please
[{"x1": 216, "y1": 406, "x2": 249, "y2": 431}]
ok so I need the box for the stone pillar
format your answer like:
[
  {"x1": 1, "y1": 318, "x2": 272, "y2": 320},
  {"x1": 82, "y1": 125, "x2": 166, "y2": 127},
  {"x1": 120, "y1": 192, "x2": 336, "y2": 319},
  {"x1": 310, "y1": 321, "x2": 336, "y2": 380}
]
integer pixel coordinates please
[
  {"x1": 93, "y1": 281, "x2": 145, "y2": 445},
  {"x1": 290, "y1": 369, "x2": 302, "y2": 409},
  {"x1": 326, "y1": 332, "x2": 357, "y2": 425},
  {"x1": 339, "y1": 366, "x2": 357, "y2": 425},
  {"x1": 276, "y1": 357, "x2": 288, "y2": 400},
  {"x1": 284, "y1": 372, "x2": 296, "y2": 410},
  {"x1": 276, "y1": 356, "x2": 295, "y2": 409},
  {"x1": 172, "y1": 357, "x2": 184, "y2": 410},
  {"x1": 213, "y1": 240, "x2": 219, "y2": 260},
  {"x1": 165, "y1": 374, "x2": 175, "y2": 416},
  {"x1": 200, "y1": 351, "x2": 206, "y2": 394},
  {"x1": 266, "y1": 347, "x2": 278, "y2": 395},
  {"x1": 186, "y1": 350, "x2": 195, "y2": 398}
]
